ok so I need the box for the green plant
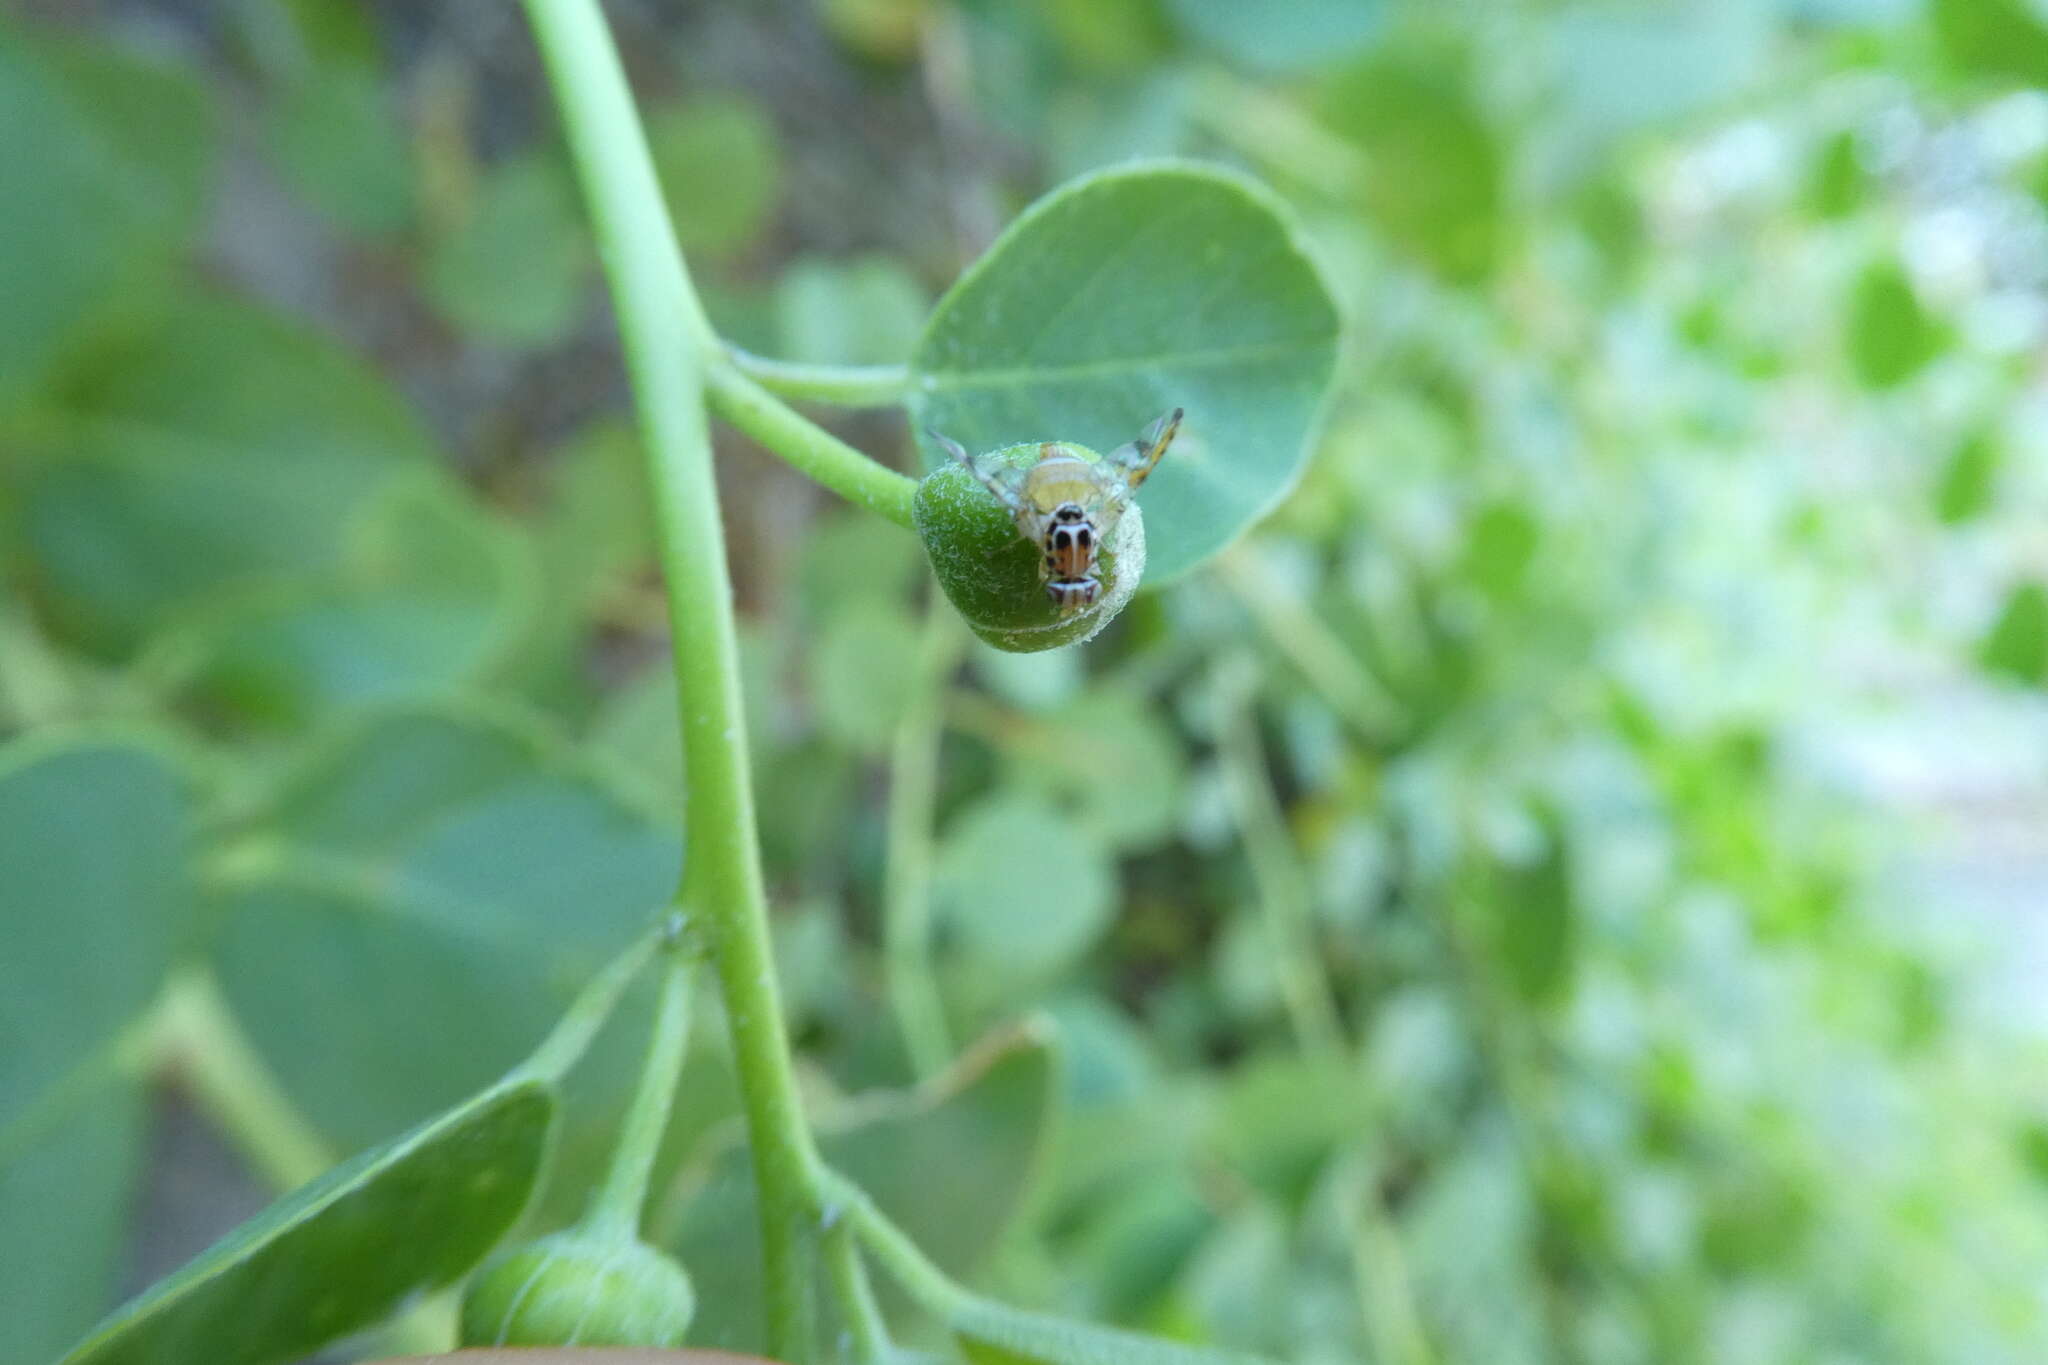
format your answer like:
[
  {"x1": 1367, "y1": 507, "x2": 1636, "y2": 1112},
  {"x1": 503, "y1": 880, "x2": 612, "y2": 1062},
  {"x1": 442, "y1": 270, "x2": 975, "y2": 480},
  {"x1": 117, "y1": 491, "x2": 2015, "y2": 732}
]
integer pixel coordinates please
[
  {"x1": 14, "y1": 1, "x2": 1335, "y2": 1362},
  {"x1": 11, "y1": 2, "x2": 2048, "y2": 1364}
]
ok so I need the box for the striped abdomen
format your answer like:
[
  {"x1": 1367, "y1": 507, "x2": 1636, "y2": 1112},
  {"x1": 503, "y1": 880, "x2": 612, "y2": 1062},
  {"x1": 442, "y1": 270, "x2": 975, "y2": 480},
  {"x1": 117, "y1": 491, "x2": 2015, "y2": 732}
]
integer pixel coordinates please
[{"x1": 1042, "y1": 502, "x2": 1100, "y2": 617}]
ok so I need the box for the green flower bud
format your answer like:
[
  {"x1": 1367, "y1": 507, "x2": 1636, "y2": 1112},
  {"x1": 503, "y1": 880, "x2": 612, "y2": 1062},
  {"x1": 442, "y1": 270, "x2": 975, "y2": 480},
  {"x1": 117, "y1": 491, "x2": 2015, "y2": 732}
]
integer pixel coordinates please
[
  {"x1": 915, "y1": 441, "x2": 1146, "y2": 653},
  {"x1": 459, "y1": 1232, "x2": 695, "y2": 1348}
]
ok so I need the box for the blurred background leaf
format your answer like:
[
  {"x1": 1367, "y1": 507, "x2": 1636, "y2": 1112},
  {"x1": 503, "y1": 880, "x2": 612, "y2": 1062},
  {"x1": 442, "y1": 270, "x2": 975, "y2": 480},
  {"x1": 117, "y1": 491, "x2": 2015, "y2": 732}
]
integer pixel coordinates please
[
  {"x1": 0, "y1": 26, "x2": 211, "y2": 409},
  {"x1": 5, "y1": 2, "x2": 2048, "y2": 1362},
  {"x1": 0, "y1": 739, "x2": 191, "y2": 1361},
  {"x1": 425, "y1": 153, "x2": 590, "y2": 349},
  {"x1": 64, "y1": 1080, "x2": 556, "y2": 1365},
  {"x1": 208, "y1": 704, "x2": 677, "y2": 1151}
]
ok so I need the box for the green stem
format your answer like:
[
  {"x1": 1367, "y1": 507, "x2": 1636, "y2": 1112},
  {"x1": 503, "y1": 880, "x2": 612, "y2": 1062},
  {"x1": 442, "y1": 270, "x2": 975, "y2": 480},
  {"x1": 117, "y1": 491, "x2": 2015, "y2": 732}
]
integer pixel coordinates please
[
  {"x1": 0, "y1": 599, "x2": 74, "y2": 729},
  {"x1": 585, "y1": 951, "x2": 695, "y2": 1240},
  {"x1": 726, "y1": 346, "x2": 912, "y2": 408},
  {"x1": 822, "y1": 1217, "x2": 892, "y2": 1365},
  {"x1": 518, "y1": 921, "x2": 668, "y2": 1082},
  {"x1": 1432, "y1": 880, "x2": 1592, "y2": 1365},
  {"x1": 1219, "y1": 546, "x2": 1403, "y2": 740},
  {"x1": 1215, "y1": 660, "x2": 1348, "y2": 1061},
  {"x1": 820, "y1": 1168, "x2": 971, "y2": 1321},
  {"x1": 705, "y1": 361, "x2": 918, "y2": 527},
  {"x1": 1187, "y1": 70, "x2": 1369, "y2": 195},
  {"x1": 1335, "y1": 1149, "x2": 1437, "y2": 1365},
  {"x1": 522, "y1": 2, "x2": 823, "y2": 1357},
  {"x1": 883, "y1": 605, "x2": 963, "y2": 1079}
]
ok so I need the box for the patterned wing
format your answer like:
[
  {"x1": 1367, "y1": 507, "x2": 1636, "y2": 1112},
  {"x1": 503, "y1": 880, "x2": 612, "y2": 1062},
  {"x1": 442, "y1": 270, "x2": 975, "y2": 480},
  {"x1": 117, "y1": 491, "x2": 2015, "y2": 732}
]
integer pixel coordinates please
[
  {"x1": 1102, "y1": 407, "x2": 1183, "y2": 494},
  {"x1": 930, "y1": 429, "x2": 1024, "y2": 512}
]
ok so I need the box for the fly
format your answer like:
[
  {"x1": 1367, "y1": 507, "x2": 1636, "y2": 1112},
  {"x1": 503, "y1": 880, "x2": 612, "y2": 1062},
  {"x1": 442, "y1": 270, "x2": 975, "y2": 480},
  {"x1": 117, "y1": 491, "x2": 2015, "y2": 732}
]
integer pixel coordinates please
[{"x1": 930, "y1": 408, "x2": 1183, "y2": 618}]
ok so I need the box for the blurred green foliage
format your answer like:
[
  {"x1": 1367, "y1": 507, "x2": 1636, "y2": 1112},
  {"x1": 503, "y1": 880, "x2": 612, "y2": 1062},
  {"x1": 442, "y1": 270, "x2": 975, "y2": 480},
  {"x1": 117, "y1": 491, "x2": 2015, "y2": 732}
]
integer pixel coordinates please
[{"x1": 4, "y1": 0, "x2": 2048, "y2": 1363}]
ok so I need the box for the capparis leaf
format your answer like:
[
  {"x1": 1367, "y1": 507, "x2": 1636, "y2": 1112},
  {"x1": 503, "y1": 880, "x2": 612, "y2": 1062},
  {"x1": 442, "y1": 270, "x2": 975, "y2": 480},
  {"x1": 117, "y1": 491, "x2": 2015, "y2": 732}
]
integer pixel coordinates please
[
  {"x1": 910, "y1": 162, "x2": 1339, "y2": 584},
  {"x1": 61, "y1": 1080, "x2": 555, "y2": 1365},
  {"x1": 0, "y1": 736, "x2": 193, "y2": 1132},
  {"x1": 210, "y1": 703, "x2": 679, "y2": 1150}
]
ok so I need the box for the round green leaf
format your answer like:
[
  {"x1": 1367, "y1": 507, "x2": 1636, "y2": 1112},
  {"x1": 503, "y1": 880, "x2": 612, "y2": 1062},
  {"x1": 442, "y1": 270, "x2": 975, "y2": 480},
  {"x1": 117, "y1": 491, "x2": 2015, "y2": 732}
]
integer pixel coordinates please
[
  {"x1": 933, "y1": 793, "x2": 1115, "y2": 985},
  {"x1": 0, "y1": 736, "x2": 191, "y2": 1356},
  {"x1": 0, "y1": 737, "x2": 193, "y2": 1130},
  {"x1": 909, "y1": 161, "x2": 1340, "y2": 584},
  {"x1": 798, "y1": 509, "x2": 925, "y2": 623},
  {"x1": 37, "y1": 36, "x2": 213, "y2": 240},
  {"x1": 0, "y1": 22, "x2": 211, "y2": 406},
  {"x1": 1979, "y1": 582, "x2": 2048, "y2": 686},
  {"x1": 1315, "y1": 50, "x2": 1503, "y2": 285},
  {"x1": 1934, "y1": 431, "x2": 2000, "y2": 524},
  {"x1": 1165, "y1": 0, "x2": 1386, "y2": 73},
  {"x1": 3, "y1": 1077, "x2": 145, "y2": 1364},
  {"x1": 774, "y1": 254, "x2": 927, "y2": 368},
  {"x1": 267, "y1": 63, "x2": 412, "y2": 237},
  {"x1": 22, "y1": 292, "x2": 437, "y2": 654},
  {"x1": 211, "y1": 705, "x2": 680, "y2": 1149},
  {"x1": 1002, "y1": 691, "x2": 1187, "y2": 850},
  {"x1": 647, "y1": 97, "x2": 781, "y2": 260},
  {"x1": 1210, "y1": 1055, "x2": 1372, "y2": 1207},
  {"x1": 61, "y1": 1079, "x2": 554, "y2": 1365},
  {"x1": 1845, "y1": 260, "x2": 1944, "y2": 389},
  {"x1": 813, "y1": 598, "x2": 923, "y2": 748},
  {"x1": 1807, "y1": 130, "x2": 1868, "y2": 221},
  {"x1": 211, "y1": 878, "x2": 566, "y2": 1153},
  {"x1": 187, "y1": 475, "x2": 536, "y2": 726},
  {"x1": 1934, "y1": 0, "x2": 2048, "y2": 85},
  {"x1": 426, "y1": 155, "x2": 590, "y2": 348}
]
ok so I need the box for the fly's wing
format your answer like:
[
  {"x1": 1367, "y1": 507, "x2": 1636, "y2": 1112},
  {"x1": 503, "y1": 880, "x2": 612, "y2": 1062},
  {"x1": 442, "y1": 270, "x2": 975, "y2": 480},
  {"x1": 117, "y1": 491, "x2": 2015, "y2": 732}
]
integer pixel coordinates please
[
  {"x1": 1102, "y1": 407, "x2": 1183, "y2": 495},
  {"x1": 930, "y1": 428, "x2": 1024, "y2": 512}
]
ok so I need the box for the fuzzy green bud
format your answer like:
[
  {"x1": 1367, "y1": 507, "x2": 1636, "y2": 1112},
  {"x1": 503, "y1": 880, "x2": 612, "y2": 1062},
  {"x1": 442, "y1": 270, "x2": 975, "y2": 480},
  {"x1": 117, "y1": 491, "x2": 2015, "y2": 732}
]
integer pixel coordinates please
[
  {"x1": 914, "y1": 441, "x2": 1146, "y2": 653},
  {"x1": 458, "y1": 1232, "x2": 695, "y2": 1348}
]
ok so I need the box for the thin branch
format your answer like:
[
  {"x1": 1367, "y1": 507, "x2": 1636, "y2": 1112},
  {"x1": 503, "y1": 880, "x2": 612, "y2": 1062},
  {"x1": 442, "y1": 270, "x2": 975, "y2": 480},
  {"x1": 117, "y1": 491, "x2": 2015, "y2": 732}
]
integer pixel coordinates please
[
  {"x1": 822, "y1": 1217, "x2": 892, "y2": 1365},
  {"x1": 725, "y1": 346, "x2": 912, "y2": 408},
  {"x1": 584, "y1": 949, "x2": 695, "y2": 1240},
  {"x1": 1214, "y1": 658, "x2": 1349, "y2": 1061},
  {"x1": 521, "y1": 1, "x2": 826, "y2": 1355},
  {"x1": 706, "y1": 361, "x2": 919, "y2": 528}
]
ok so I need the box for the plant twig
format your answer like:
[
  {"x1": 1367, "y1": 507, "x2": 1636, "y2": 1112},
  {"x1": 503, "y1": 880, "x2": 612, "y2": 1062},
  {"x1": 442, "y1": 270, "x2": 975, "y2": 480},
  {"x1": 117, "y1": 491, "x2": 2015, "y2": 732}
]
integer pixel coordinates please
[
  {"x1": 705, "y1": 361, "x2": 918, "y2": 528},
  {"x1": 725, "y1": 346, "x2": 911, "y2": 408},
  {"x1": 518, "y1": 921, "x2": 668, "y2": 1082},
  {"x1": 822, "y1": 1215, "x2": 892, "y2": 1365},
  {"x1": 0, "y1": 599, "x2": 74, "y2": 729},
  {"x1": 1334, "y1": 1149, "x2": 1437, "y2": 1365},
  {"x1": 585, "y1": 947, "x2": 695, "y2": 1240},
  {"x1": 1186, "y1": 70, "x2": 1370, "y2": 197},
  {"x1": 1214, "y1": 659, "x2": 1348, "y2": 1061},
  {"x1": 1219, "y1": 545, "x2": 1403, "y2": 741},
  {"x1": 521, "y1": 1, "x2": 825, "y2": 1355},
  {"x1": 819, "y1": 1167, "x2": 972, "y2": 1321}
]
